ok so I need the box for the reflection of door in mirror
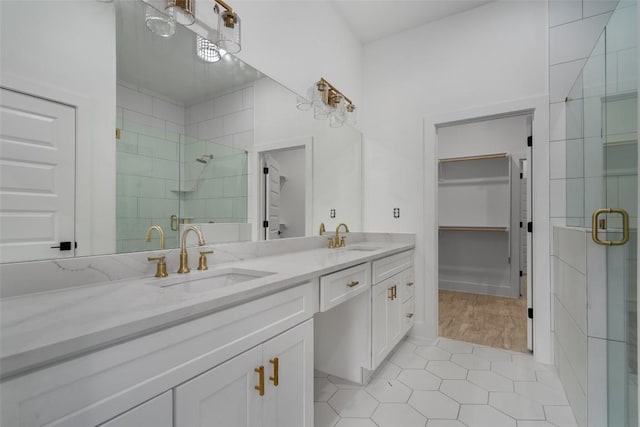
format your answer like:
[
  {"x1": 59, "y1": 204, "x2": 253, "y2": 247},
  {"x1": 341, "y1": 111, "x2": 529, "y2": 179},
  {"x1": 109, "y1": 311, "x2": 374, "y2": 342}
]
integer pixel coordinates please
[
  {"x1": 0, "y1": 88, "x2": 76, "y2": 263},
  {"x1": 264, "y1": 154, "x2": 281, "y2": 240}
]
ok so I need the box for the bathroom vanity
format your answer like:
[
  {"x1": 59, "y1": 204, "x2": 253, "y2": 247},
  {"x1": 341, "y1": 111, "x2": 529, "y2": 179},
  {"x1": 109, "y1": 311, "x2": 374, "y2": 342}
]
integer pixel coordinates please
[{"x1": 0, "y1": 233, "x2": 415, "y2": 427}]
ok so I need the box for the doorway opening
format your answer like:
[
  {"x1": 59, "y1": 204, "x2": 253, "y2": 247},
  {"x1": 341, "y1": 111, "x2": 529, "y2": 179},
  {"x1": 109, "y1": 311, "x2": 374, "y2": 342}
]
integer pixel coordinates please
[
  {"x1": 436, "y1": 112, "x2": 533, "y2": 353},
  {"x1": 256, "y1": 138, "x2": 312, "y2": 241}
]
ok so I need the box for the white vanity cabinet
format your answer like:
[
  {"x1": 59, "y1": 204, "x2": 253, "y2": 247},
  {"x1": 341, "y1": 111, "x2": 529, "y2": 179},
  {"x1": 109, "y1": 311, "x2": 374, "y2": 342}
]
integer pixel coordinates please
[
  {"x1": 100, "y1": 392, "x2": 172, "y2": 427},
  {"x1": 175, "y1": 319, "x2": 313, "y2": 427},
  {"x1": 1, "y1": 283, "x2": 314, "y2": 427},
  {"x1": 314, "y1": 249, "x2": 415, "y2": 383},
  {"x1": 371, "y1": 251, "x2": 415, "y2": 370}
]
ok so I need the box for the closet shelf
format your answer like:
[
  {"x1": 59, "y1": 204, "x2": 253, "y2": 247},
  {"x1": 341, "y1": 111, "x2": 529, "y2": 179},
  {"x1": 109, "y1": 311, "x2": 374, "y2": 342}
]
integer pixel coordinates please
[
  {"x1": 439, "y1": 226, "x2": 508, "y2": 232},
  {"x1": 438, "y1": 176, "x2": 509, "y2": 185},
  {"x1": 439, "y1": 153, "x2": 507, "y2": 163}
]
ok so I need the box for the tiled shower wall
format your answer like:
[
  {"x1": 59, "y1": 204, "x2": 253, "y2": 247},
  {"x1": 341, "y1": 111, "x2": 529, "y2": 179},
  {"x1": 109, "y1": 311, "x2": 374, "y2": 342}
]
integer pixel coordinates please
[
  {"x1": 548, "y1": 0, "x2": 620, "y2": 228},
  {"x1": 116, "y1": 81, "x2": 185, "y2": 252},
  {"x1": 182, "y1": 85, "x2": 253, "y2": 224},
  {"x1": 116, "y1": 82, "x2": 252, "y2": 252}
]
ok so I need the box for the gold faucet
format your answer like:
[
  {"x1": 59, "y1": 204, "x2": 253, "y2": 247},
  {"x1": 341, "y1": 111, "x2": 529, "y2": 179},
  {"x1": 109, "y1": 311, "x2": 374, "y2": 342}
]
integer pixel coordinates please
[
  {"x1": 145, "y1": 225, "x2": 165, "y2": 249},
  {"x1": 328, "y1": 223, "x2": 349, "y2": 248},
  {"x1": 319, "y1": 222, "x2": 326, "y2": 235},
  {"x1": 177, "y1": 225, "x2": 206, "y2": 274}
]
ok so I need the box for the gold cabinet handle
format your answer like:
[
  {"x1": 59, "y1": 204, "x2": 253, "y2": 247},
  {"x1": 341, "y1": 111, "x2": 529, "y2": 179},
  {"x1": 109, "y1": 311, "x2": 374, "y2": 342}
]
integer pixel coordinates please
[
  {"x1": 170, "y1": 214, "x2": 179, "y2": 232},
  {"x1": 392, "y1": 285, "x2": 397, "y2": 300},
  {"x1": 269, "y1": 357, "x2": 279, "y2": 386},
  {"x1": 407, "y1": 281, "x2": 414, "y2": 287},
  {"x1": 388, "y1": 287, "x2": 394, "y2": 300},
  {"x1": 255, "y1": 366, "x2": 265, "y2": 396},
  {"x1": 406, "y1": 313, "x2": 414, "y2": 319},
  {"x1": 346, "y1": 281, "x2": 360, "y2": 288},
  {"x1": 591, "y1": 208, "x2": 630, "y2": 246}
]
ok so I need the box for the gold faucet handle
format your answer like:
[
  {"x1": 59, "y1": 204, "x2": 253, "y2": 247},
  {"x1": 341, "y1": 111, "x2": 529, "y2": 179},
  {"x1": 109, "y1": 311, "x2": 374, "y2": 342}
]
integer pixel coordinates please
[
  {"x1": 339, "y1": 236, "x2": 346, "y2": 247},
  {"x1": 147, "y1": 256, "x2": 168, "y2": 278},
  {"x1": 328, "y1": 237, "x2": 335, "y2": 249},
  {"x1": 198, "y1": 250, "x2": 214, "y2": 271}
]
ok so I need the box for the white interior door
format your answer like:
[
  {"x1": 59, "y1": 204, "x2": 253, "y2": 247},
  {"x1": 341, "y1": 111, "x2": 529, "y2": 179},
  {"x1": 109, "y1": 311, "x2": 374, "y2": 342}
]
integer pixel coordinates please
[
  {"x1": 0, "y1": 88, "x2": 76, "y2": 262},
  {"x1": 264, "y1": 154, "x2": 281, "y2": 240}
]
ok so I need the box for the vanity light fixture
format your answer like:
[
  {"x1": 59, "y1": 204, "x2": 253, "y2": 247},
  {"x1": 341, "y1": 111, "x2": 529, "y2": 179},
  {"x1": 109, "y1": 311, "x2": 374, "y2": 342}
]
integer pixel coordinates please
[
  {"x1": 165, "y1": 0, "x2": 195, "y2": 26},
  {"x1": 213, "y1": 0, "x2": 241, "y2": 54},
  {"x1": 297, "y1": 78, "x2": 356, "y2": 127}
]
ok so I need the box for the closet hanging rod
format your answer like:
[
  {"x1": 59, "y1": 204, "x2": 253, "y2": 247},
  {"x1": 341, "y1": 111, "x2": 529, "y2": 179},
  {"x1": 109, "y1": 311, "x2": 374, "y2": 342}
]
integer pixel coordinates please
[
  {"x1": 439, "y1": 226, "x2": 508, "y2": 232},
  {"x1": 439, "y1": 153, "x2": 507, "y2": 163}
]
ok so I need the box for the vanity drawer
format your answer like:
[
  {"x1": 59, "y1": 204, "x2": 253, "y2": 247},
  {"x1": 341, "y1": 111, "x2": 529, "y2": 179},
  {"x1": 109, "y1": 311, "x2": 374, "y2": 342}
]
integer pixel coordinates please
[
  {"x1": 402, "y1": 297, "x2": 415, "y2": 334},
  {"x1": 372, "y1": 250, "x2": 414, "y2": 284},
  {"x1": 402, "y1": 269, "x2": 415, "y2": 302},
  {"x1": 320, "y1": 263, "x2": 370, "y2": 312}
]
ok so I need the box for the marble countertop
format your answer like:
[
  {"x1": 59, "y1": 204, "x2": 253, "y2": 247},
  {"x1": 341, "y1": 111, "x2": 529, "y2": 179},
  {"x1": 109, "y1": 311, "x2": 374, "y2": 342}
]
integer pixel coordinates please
[{"x1": 1, "y1": 237, "x2": 414, "y2": 378}]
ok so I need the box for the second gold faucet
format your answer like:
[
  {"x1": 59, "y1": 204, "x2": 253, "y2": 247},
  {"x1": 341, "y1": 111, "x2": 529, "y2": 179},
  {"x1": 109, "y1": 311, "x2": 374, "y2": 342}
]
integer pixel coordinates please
[
  {"x1": 178, "y1": 225, "x2": 207, "y2": 273},
  {"x1": 328, "y1": 223, "x2": 349, "y2": 248}
]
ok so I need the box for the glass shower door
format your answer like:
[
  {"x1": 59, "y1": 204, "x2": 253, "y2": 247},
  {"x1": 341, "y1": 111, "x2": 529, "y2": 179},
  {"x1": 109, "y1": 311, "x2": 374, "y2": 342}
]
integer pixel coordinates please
[{"x1": 587, "y1": 3, "x2": 638, "y2": 425}]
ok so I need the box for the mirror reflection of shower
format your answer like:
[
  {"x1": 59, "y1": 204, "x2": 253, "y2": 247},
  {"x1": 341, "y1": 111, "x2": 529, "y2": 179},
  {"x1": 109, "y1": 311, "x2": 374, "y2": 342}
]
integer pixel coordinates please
[
  {"x1": 189, "y1": 154, "x2": 214, "y2": 191},
  {"x1": 196, "y1": 154, "x2": 214, "y2": 164}
]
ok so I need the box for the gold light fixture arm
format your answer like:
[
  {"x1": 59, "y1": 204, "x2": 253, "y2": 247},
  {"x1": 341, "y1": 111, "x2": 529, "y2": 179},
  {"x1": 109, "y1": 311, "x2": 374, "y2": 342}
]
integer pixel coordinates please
[
  {"x1": 320, "y1": 78, "x2": 354, "y2": 108},
  {"x1": 215, "y1": 0, "x2": 234, "y2": 13}
]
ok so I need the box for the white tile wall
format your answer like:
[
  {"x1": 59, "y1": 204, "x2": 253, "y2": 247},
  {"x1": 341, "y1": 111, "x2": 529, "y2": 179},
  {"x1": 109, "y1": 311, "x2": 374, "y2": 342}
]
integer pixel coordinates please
[
  {"x1": 549, "y1": 12, "x2": 613, "y2": 65},
  {"x1": 116, "y1": 82, "x2": 185, "y2": 252},
  {"x1": 182, "y1": 86, "x2": 253, "y2": 224}
]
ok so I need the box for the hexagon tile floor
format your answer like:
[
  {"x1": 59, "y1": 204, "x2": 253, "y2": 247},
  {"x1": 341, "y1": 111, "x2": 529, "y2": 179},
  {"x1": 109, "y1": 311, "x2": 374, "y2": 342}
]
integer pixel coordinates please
[{"x1": 314, "y1": 337, "x2": 577, "y2": 427}]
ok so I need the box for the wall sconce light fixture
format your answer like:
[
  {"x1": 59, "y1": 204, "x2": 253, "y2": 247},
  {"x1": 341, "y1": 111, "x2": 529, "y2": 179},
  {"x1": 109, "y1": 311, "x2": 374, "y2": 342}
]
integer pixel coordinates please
[
  {"x1": 297, "y1": 78, "x2": 356, "y2": 127},
  {"x1": 213, "y1": 0, "x2": 241, "y2": 54},
  {"x1": 165, "y1": 0, "x2": 195, "y2": 26}
]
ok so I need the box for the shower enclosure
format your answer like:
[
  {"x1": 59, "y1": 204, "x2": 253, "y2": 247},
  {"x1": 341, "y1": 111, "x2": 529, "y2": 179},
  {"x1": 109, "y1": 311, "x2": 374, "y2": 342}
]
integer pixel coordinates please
[{"x1": 561, "y1": 1, "x2": 637, "y2": 425}]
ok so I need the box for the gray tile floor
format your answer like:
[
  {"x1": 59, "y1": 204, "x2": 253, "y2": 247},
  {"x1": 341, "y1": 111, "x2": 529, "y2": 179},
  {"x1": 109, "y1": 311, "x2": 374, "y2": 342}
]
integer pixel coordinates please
[{"x1": 314, "y1": 337, "x2": 577, "y2": 427}]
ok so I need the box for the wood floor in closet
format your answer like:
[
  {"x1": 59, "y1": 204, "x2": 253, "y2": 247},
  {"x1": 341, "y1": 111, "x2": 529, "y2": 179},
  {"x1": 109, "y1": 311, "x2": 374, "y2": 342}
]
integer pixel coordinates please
[{"x1": 438, "y1": 279, "x2": 529, "y2": 354}]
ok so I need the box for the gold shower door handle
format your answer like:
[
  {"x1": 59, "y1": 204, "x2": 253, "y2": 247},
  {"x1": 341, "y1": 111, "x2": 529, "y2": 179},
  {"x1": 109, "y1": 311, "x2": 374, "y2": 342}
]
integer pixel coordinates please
[{"x1": 591, "y1": 208, "x2": 630, "y2": 246}]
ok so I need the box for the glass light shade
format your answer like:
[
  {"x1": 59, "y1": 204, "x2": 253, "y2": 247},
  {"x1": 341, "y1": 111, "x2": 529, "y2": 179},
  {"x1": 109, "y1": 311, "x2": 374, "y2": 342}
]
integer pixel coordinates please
[
  {"x1": 311, "y1": 81, "x2": 328, "y2": 107},
  {"x1": 216, "y1": 10, "x2": 241, "y2": 53},
  {"x1": 314, "y1": 103, "x2": 330, "y2": 120},
  {"x1": 329, "y1": 97, "x2": 346, "y2": 128},
  {"x1": 345, "y1": 105, "x2": 356, "y2": 126},
  {"x1": 166, "y1": 0, "x2": 195, "y2": 26},
  {"x1": 296, "y1": 94, "x2": 312, "y2": 111},
  {"x1": 196, "y1": 36, "x2": 222, "y2": 63},
  {"x1": 145, "y1": 6, "x2": 176, "y2": 38}
]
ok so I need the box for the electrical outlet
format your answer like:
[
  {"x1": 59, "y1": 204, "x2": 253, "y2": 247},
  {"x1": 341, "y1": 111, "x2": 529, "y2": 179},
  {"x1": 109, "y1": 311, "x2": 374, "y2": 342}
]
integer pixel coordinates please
[
  {"x1": 393, "y1": 208, "x2": 400, "y2": 219},
  {"x1": 330, "y1": 209, "x2": 336, "y2": 219}
]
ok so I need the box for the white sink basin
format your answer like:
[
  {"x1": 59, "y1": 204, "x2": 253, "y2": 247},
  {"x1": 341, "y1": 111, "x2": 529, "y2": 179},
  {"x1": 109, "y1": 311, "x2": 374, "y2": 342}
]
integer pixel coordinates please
[
  {"x1": 345, "y1": 246, "x2": 382, "y2": 252},
  {"x1": 148, "y1": 268, "x2": 275, "y2": 293}
]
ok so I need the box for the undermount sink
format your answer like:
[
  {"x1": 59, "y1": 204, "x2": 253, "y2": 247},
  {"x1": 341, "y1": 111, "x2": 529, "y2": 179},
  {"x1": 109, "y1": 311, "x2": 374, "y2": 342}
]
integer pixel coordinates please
[
  {"x1": 345, "y1": 246, "x2": 382, "y2": 252},
  {"x1": 148, "y1": 268, "x2": 275, "y2": 293}
]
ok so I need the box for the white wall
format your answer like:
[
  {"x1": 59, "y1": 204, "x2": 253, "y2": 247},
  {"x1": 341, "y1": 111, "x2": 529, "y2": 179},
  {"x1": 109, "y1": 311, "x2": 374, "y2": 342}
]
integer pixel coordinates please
[
  {"x1": 269, "y1": 149, "x2": 306, "y2": 238},
  {"x1": 185, "y1": 0, "x2": 363, "y2": 118},
  {"x1": 0, "y1": 1, "x2": 116, "y2": 256},
  {"x1": 361, "y1": 1, "x2": 549, "y2": 357}
]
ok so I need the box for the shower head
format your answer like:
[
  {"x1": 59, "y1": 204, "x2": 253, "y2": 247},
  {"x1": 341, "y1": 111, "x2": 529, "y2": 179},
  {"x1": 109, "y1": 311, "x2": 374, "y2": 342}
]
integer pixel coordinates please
[{"x1": 196, "y1": 154, "x2": 214, "y2": 164}]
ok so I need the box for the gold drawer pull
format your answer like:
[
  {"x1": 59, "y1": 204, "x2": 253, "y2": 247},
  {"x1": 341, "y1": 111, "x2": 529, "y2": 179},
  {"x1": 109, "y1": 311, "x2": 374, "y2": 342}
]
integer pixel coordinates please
[
  {"x1": 255, "y1": 366, "x2": 265, "y2": 396},
  {"x1": 406, "y1": 313, "x2": 414, "y2": 319},
  {"x1": 269, "y1": 358, "x2": 279, "y2": 386},
  {"x1": 346, "y1": 281, "x2": 360, "y2": 288},
  {"x1": 407, "y1": 281, "x2": 414, "y2": 287}
]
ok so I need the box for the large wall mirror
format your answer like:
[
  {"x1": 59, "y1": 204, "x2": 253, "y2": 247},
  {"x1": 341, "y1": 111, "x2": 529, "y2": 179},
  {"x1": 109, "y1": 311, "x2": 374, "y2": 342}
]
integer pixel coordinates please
[{"x1": 0, "y1": 0, "x2": 362, "y2": 263}]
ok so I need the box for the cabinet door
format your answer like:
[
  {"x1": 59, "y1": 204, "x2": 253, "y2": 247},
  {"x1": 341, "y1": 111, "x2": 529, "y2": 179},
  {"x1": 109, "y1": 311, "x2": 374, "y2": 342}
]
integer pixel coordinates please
[
  {"x1": 371, "y1": 282, "x2": 391, "y2": 369},
  {"x1": 100, "y1": 391, "x2": 172, "y2": 427},
  {"x1": 175, "y1": 346, "x2": 263, "y2": 427},
  {"x1": 262, "y1": 320, "x2": 314, "y2": 427},
  {"x1": 388, "y1": 276, "x2": 403, "y2": 346}
]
